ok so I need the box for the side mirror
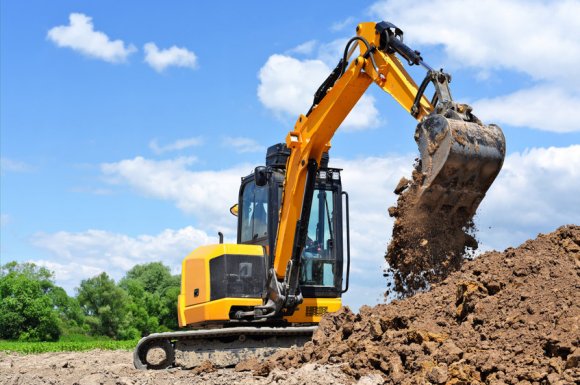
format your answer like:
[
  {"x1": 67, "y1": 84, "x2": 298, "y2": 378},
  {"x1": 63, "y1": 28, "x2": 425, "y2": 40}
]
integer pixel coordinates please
[{"x1": 254, "y1": 166, "x2": 268, "y2": 187}]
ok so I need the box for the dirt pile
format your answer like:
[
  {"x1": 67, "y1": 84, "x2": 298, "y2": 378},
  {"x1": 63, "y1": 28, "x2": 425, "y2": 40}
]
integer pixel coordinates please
[
  {"x1": 385, "y1": 163, "x2": 477, "y2": 298},
  {"x1": 260, "y1": 225, "x2": 580, "y2": 384}
]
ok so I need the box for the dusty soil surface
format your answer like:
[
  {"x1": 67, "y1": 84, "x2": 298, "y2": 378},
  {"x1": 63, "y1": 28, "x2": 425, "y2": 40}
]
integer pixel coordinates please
[
  {"x1": 260, "y1": 225, "x2": 580, "y2": 384},
  {"x1": 385, "y1": 162, "x2": 478, "y2": 298},
  {"x1": 0, "y1": 349, "x2": 359, "y2": 385}
]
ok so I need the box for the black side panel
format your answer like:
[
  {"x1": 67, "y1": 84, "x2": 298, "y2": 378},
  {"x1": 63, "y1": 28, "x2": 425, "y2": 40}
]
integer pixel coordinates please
[
  {"x1": 210, "y1": 255, "x2": 266, "y2": 301},
  {"x1": 266, "y1": 143, "x2": 291, "y2": 168},
  {"x1": 265, "y1": 143, "x2": 329, "y2": 169}
]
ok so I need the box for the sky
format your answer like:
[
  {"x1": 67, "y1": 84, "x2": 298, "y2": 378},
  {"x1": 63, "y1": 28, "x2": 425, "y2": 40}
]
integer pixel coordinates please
[{"x1": 1, "y1": 0, "x2": 579, "y2": 311}]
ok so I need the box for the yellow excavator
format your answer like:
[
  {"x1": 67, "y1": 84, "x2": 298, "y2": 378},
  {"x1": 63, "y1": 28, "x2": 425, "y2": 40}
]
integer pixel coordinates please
[{"x1": 133, "y1": 21, "x2": 506, "y2": 369}]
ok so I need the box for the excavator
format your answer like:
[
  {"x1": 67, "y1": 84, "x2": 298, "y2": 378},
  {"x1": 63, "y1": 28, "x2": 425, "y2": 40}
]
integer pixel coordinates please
[{"x1": 133, "y1": 21, "x2": 506, "y2": 369}]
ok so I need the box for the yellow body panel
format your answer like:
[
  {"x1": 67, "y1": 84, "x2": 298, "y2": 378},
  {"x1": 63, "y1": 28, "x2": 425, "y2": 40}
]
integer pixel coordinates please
[
  {"x1": 177, "y1": 243, "x2": 343, "y2": 327},
  {"x1": 284, "y1": 297, "x2": 342, "y2": 324},
  {"x1": 179, "y1": 297, "x2": 263, "y2": 327},
  {"x1": 179, "y1": 296, "x2": 341, "y2": 327},
  {"x1": 178, "y1": 243, "x2": 264, "y2": 327}
]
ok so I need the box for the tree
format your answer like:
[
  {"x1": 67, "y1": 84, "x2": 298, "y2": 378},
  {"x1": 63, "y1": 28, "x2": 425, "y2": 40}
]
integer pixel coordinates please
[
  {"x1": 0, "y1": 262, "x2": 61, "y2": 341},
  {"x1": 159, "y1": 285, "x2": 180, "y2": 330},
  {"x1": 76, "y1": 272, "x2": 136, "y2": 339},
  {"x1": 49, "y1": 286, "x2": 84, "y2": 325},
  {"x1": 119, "y1": 262, "x2": 180, "y2": 334},
  {"x1": 122, "y1": 262, "x2": 177, "y2": 293},
  {"x1": 121, "y1": 278, "x2": 160, "y2": 335}
]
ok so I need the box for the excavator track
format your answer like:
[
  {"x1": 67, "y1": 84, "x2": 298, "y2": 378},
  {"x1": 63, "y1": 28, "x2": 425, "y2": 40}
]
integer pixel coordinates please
[{"x1": 133, "y1": 326, "x2": 316, "y2": 370}]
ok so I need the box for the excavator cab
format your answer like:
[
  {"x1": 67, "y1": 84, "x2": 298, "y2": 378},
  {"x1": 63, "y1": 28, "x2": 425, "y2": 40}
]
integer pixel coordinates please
[
  {"x1": 237, "y1": 144, "x2": 348, "y2": 312},
  {"x1": 176, "y1": 144, "x2": 347, "y2": 330}
]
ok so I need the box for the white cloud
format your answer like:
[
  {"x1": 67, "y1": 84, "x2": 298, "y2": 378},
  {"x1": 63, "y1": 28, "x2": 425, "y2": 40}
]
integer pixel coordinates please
[
  {"x1": 336, "y1": 154, "x2": 414, "y2": 267},
  {"x1": 316, "y1": 38, "x2": 348, "y2": 67},
  {"x1": 331, "y1": 17, "x2": 356, "y2": 32},
  {"x1": 341, "y1": 95, "x2": 380, "y2": 131},
  {"x1": 258, "y1": 54, "x2": 328, "y2": 116},
  {"x1": 369, "y1": 0, "x2": 580, "y2": 132},
  {"x1": 369, "y1": 0, "x2": 580, "y2": 85},
  {"x1": 222, "y1": 137, "x2": 266, "y2": 154},
  {"x1": 101, "y1": 156, "x2": 250, "y2": 229},
  {"x1": 47, "y1": 13, "x2": 136, "y2": 63},
  {"x1": 144, "y1": 43, "x2": 198, "y2": 72},
  {"x1": 98, "y1": 152, "x2": 413, "y2": 309},
  {"x1": 31, "y1": 226, "x2": 212, "y2": 292},
  {"x1": 474, "y1": 86, "x2": 580, "y2": 133},
  {"x1": 477, "y1": 144, "x2": 580, "y2": 250},
  {"x1": 287, "y1": 40, "x2": 317, "y2": 55},
  {"x1": 149, "y1": 137, "x2": 203, "y2": 154},
  {"x1": 0, "y1": 157, "x2": 32, "y2": 173},
  {"x1": 1, "y1": 214, "x2": 10, "y2": 227},
  {"x1": 257, "y1": 54, "x2": 380, "y2": 131}
]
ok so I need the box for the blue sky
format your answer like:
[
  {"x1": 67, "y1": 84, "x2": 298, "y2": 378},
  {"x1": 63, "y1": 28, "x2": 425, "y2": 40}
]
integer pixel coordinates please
[{"x1": 2, "y1": 0, "x2": 579, "y2": 310}]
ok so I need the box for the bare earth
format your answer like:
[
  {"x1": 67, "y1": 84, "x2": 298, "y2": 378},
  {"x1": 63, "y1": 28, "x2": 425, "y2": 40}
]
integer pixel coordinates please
[
  {"x1": 0, "y1": 349, "x2": 358, "y2": 385},
  {"x1": 2, "y1": 225, "x2": 579, "y2": 385}
]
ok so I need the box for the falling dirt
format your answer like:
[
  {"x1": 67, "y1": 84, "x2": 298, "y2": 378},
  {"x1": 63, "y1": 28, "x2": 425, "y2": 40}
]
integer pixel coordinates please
[
  {"x1": 258, "y1": 225, "x2": 580, "y2": 384},
  {"x1": 385, "y1": 160, "x2": 478, "y2": 298}
]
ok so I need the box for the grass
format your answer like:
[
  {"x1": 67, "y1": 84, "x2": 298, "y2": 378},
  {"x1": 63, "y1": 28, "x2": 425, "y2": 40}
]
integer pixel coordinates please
[{"x1": 0, "y1": 336, "x2": 139, "y2": 354}]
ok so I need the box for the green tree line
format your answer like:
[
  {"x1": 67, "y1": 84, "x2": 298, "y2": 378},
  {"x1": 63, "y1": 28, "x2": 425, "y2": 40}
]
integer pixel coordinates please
[{"x1": 0, "y1": 261, "x2": 180, "y2": 342}]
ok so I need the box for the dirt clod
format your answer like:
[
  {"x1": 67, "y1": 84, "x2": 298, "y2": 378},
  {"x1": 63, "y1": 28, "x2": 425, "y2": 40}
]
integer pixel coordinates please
[{"x1": 190, "y1": 360, "x2": 216, "y2": 375}]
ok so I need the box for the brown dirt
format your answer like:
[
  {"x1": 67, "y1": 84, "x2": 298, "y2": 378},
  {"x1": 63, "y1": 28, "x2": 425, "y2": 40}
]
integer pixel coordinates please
[
  {"x1": 258, "y1": 225, "x2": 580, "y2": 384},
  {"x1": 385, "y1": 161, "x2": 478, "y2": 298},
  {"x1": 146, "y1": 346, "x2": 167, "y2": 366},
  {"x1": 0, "y1": 349, "x2": 356, "y2": 385}
]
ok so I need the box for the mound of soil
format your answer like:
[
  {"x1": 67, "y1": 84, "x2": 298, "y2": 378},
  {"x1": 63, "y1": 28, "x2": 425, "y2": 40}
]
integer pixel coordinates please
[
  {"x1": 385, "y1": 164, "x2": 477, "y2": 298},
  {"x1": 259, "y1": 225, "x2": 580, "y2": 384}
]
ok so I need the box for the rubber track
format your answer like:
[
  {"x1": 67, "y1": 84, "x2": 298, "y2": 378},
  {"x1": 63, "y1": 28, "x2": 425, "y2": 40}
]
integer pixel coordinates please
[{"x1": 133, "y1": 326, "x2": 317, "y2": 369}]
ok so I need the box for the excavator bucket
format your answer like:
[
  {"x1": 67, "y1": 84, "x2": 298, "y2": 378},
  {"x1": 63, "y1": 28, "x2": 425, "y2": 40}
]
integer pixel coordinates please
[
  {"x1": 414, "y1": 114, "x2": 506, "y2": 222},
  {"x1": 385, "y1": 112, "x2": 505, "y2": 297}
]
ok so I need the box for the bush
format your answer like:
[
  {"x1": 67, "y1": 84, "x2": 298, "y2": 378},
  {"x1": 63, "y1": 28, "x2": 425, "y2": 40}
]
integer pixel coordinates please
[{"x1": 0, "y1": 262, "x2": 62, "y2": 341}]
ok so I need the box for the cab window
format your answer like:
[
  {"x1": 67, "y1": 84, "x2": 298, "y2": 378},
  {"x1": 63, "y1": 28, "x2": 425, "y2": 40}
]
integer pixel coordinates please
[
  {"x1": 300, "y1": 189, "x2": 335, "y2": 287},
  {"x1": 240, "y1": 182, "x2": 269, "y2": 243}
]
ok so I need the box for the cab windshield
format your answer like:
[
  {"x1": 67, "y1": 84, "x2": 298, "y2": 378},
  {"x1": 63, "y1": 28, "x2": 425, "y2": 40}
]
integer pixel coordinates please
[{"x1": 300, "y1": 189, "x2": 335, "y2": 287}]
